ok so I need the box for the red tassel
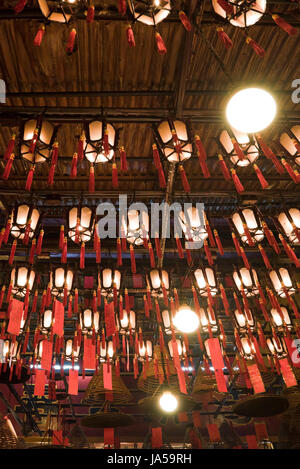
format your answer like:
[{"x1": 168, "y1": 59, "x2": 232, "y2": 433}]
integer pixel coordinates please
[
  {"x1": 9, "y1": 240, "x2": 17, "y2": 265},
  {"x1": 89, "y1": 165, "x2": 95, "y2": 193},
  {"x1": 155, "y1": 234, "x2": 162, "y2": 259},
  {"x1": 118, "y1": 0, "x2": 126, "y2": 15},
  {"x1": 80, "y1": 242, "x2": 85, "y2": 269},
  {"x1": 0, "y1": 286, "x2": 5, "y2": 308},
  {"x1": 246, "y1": 37, "x2": 265, "y2": 57},
  {"x1": 272, "y1": 15, "x2": 297, "y2": 36},
  {"x1": 155, "y1": 300, "x2": 162, "y2": 323},
  {"x1": 253, "y1": 164, "x2": 269, "y2": 189},
  {"x1": 2, "y1": 154, "x2": 15, "y2": 180},
  {"x1": 119, "y1": 146, "x2": 127, "y2": 171},
  {"x1": 214, "y1": 230, "x2": 224, "y2": 256},
  {"x1": 117, "y1": 238, "x2": 122, "y2": 266},
  {"x1": 155, "y1": 32, "x2": 167, "y2": 55},
  {"x1": 124, "y1": 289, "x2": 130, "y2": 314},
  {"x1": 61, "y1": 237, "x2": 67, "y2": 264},
  {"x1": 175, "y1": 235, "x2": 184, "y2": 259},
  {"x1": 152, "y1": 144, "x2": 161, "y2": 169},
  {"x1": 70, "y1": 153, "x2": 78, "y2": 178},
  {"x1": 29, "y1": 239, "x2": 35, "y2": 264},
  {"x1": 231, "y1": 169, "x2": 244, "y2": 193},
  {"x1": 66, "y1": 28, "x2": 76, "y2": 54},
  {"x1": 14, "y1": 0, "x2": 27, "y2": 14},
  {"x1": 25, "y1": 166, "x2": 35, "y2": 191},
  {"x1": 231, "y1": 138, "x2": 245, "y2": 161},
  {"x1": 36, "y1": 230, "x2": 44, "y2": 255},
  {"x1": 232, "y1": 232, "x2": 242, "y2": 256},
  {"x1": 179, "y1": 164, "x2": 190, "y2": 192},
  {"x1": 130, "y1": 245, "x2": 136, "y2": 274},
  {"x1": 217, "y1": 0, "x2": 233, "y2": 14},
  {"x1": 112, "y1": 163, "x2": 118, "y2": 188},
  {"x1": 148, "y1": 242, "x2": 156, "y2": 268},
  {"x1": 157, "y1": 163, "x2": 166, "y2": 188},
  {"x1": 243, "y1": 223, "x2": 254, "y2": 247},
  {"x1": 185, "y1": 246, "x2": 192, "y2": 266},
  {"x1": 204, "y1": 240, "x2": 213, "y2": 266},
  {"x1": 179, "y1": 11, "x2": 192, "y2": 31},
  {"x1": 76, "y1": 134, "x2": 84, "y2": 163},
  {"x1": 258, "y1": 244, "x2": 272, "y2": 269},
  {"x1": 86, "y1": 5, "x2": 95, "y2": 23},
  {"x1": 218, "y1": 154, "x2": 231, "y2": 180},
  {"x1": 34, "y1": 25, "x2": 45, "y2": 46},
  {"x1": 48, "y1": 163, "x2": 55, "y2": 186},
  {"x1": 0, "y1": 228, "x2": 4, "y2": 248},
  {"x1": 281, "y1": 158, "x2": 298, "y2": 183},
  {"x1": 279, "y1": 235, "x2": 300, "y2": 267},
  {"x1": 256, "y1": 136, "x2": 284, "y2": 174},
  {"x1": 4, "y1": 134, "x2": 16, "y2": 160},
  {"x1": 240, "y1": 247, "x2": 251, "y2": 269},
  {"x1": 59, "y1": 225, "x2": 64, "y2": 250},
  {"x1": 126, "y1": 25, "x2": 135, "y2": 47},
  {"x1": 216, "y1": 27, "x2": 233, "y2": 49}
]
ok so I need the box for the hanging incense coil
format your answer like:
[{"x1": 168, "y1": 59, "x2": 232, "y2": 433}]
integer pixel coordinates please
[
  {"x1": 137, "y1": 345, "x2": 180, "y2": 394},
  {"x1": 281, "y1": 387, "x2": 300, "y2": 409},
  {"x1": 0, "y1": 415, "x2": 19, "y2": 449},
  {"x1": 192, "y1": 366, "x2": 218, "y2": 395},
  {"x1": 230, "y1": 356, "x2": 275, "y2": 390},
  {"x1": 82, "y1": 364, "x2": 132, "y2": 405},
  {"x1": 81, "y1": 410, "x2": 135, "y2": 428},
  {"x1": 233, "y1": 394, "x2": 289, "y2": 418}
]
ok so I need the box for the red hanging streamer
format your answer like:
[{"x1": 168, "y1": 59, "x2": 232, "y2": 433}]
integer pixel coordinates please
[
  {"x1": 256, "y1": 135, "x2": 284, "y2": 174},
  {"x1": 179, "y1": 11, "x2": 192, "y2": 31},
  {"x1": 214, "y1": 230, "x2": 224, "y2": 256},
  {"x1": 66, "y1": 28, "x2": 76, "y2": 54},
  {"x1": 86, "y1": 5, "x2": 95, "y2": 23},
  {"x1": 70, "y1": 153, "x2": 78, "y2": 178},
  {"x1": 2, "y1": 154, "x2": 15, "y2": 180},
  {"x1": 218, "y1": 154, "x2": 231, "y2": 180},
  {"x1": 272, "y1": 14, "x2": 297, "y2": 36},
  {"x1": 246, "y1": 37, "x2": 265, "y2": 57},
  {"x1": 89, "y1": 165, "x2": 95, "y2": 193},
  {"x1": 126, "y1": 25, "x2": 135, "y2": 47},
  {"x1": 179, "y1": 164, "x2": 190, "y2": 192},
  {"x1": 119, "y1": 146, "x2": 127, "y2": 171},
  {"x1": 216, "y1": 27, "x2": 233, "y2": 49},
  {"x1": 155, "y1": 32, "x2": 167, "y2": 54},
  {"x1": 80, "y1": 242, "x2": 85, "y2": 269},
  {"x1": 129, "y1": 245, "x2": 136, "y2": 274},
  {"x1": 9, "y1": 240, "x2": 17, "y2": 265},
  {"x1": 14, "y1": 0, "x2": 28, "y2": 14},
  {"x1": 4, "y1": 134, "x2": 16, "y2": 160},
  {"x1": 112, "y1": 163, "x2": 118, "y2": 188},
  {"x1": 25, "y1": 166, "x2": 35, "y2": 191},
  {"x1": 253, "y1": 164, "x2": 269, "y2": 189},
  {"x1": 34, "y1": 25, "x2": 45, "y2": 46},
  {"x1": 231, "y1": 169, "x2": 244, "y2": 193}
]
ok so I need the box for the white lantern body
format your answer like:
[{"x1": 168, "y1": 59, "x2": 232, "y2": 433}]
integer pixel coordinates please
[
  {"x1": 122, "y1": 209, "x2": 149, "y2": 246},
  {"x1": 148, "y1": 269, "x2": 169, "y2": 297},
  {"x1": 199, "y1": 307, "x2": 218, "y2": 333},
  {"x1": 232, "y1": 208, "x2": 264, "y2": 244},
  {"x1": 266, "y1": 336, "x2": 286, "y2": 358},
  {"x1": 212, "y1": 0, "x2": 266, "y2": 28},
  {"x1": 138, "y1": 340, "x2": 153, "y2": 361},
  {"x1": 11, "y1": 267, "x2": 35, "y2": 298},
  {"x1": 99, "y1": 269, "x2": 121, "y2": 297},
  {"x1": 65, "y1": 339, "x2": 80, "y2": 362},
  {"x1": 270, "y1": 307, "x2": 292, "y2": 331},
  {"x1": 277, "y1": 208, "x2": 300, "y2": 245},
  {"x1": 240, "y1": 336, "x2": 255, "y2": 360},
  {"x1": 269, "y1": 268, "x2": 295, "y2": 297},
  {"x1": 280, "y1": 126, "x2": 300, "y2": 166},
  {"x1": 162, "y1": 309, "x2": 172, "y2": 335},
  {"x1": 41, "y1": 309, "x2": 53, "y2": 334},
  {"x1": 168, "y1": 338, "x2": 186, "y2": 358},
  {"x1": 51, "y1": 268, "x2": 73, "y2": 297},
  {"x1": 21, "y1": 118, "x2": 55, "y2": 163},
  {"x1": 68, "y1": 206, "x2": 94, "y2": 243},
  {"x1": 129, "y1": 1, "x2": 171, "y2": 26},
  {"x1": 178, "y1": 206, "x2": 208, "y2": 242},
  {"x1": 193, "y1": 267, "x2": 217, "y2": 296},
  {"x1": 38, "y1": 0, "x2": 73, "y2": 23},
  {"x1": 80, "y1": 309, "x2": 99, "y2": 334},
  {"x1": 219, "y1": 129, "x2": 259, "y2": 167},
  {"x1": 234, "y1": 308, "x2": 255, "y2": 332},
  {"x1": 156, "y1": 120, "x2": 192, "y2": 162},
  {"x1": 118, "y1": 310, "x2": 136, "y2": 335},
  {"x1": 233, "y1": 268, "x2": 259, "y2": 297},
  {"x1": 10, "y1": 205, "x2": 40, "y2": 240},
  {"x1": 84, "y1": 121, "x2": 115, "y2": 164}
]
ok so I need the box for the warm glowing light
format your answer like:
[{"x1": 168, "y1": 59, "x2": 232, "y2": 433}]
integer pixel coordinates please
[
  {"x1": 173, "y1": 305, "x2": 199, "y2": 333},
  {"x1": 226, "y1": 88, "x2": 276, "y2": 134},
  {"x1": 159, "y1": 391, "x2": 178, "y2": 413}
]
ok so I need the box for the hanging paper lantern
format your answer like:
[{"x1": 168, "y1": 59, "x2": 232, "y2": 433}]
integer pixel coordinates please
[
  {"x1": 154, "y1": 119, "x2": 193, "y2": 163},
  {"x1": 84, "y1": 120, "x2": 117, "y2": 164},
  {"x1": 138, "y1": 340, "x2": 153, "y2": 361},
  {"x1": 270, "y1": 307, "x2": 292, "y2": 332},
  {"x1": 128, "y1": 0, "x2": 171, "y2": 26},
  {"x1": 99, "y1": 340, "x2": 115, "y2": 363},
  {"x1": 117, "y1": 309, "x2": 136, "y2": 335},
  {"x1": 67, "y1": 206, "x2": 94, "y2": 243},
  {"x1": 239, "y1": 335, "x2": 256, "y2": 361},
  {"x1": 233, "y1": 267, "x2": 260, "y2": 297},
  {"x1": 38, "y1": 0, "x2": 75, "y2": 23},
  {"x1": 40, "y1": 309, "x2": 53, "y2": 335},
  {"x1": 121, "y1": 209, "x2": 149, "y2": 246},
  {"x1": 2, "y1": 339, "x2": 20, "y2": 363},
  {"x1": 162, "y1": 309, "x2": 172, "y2": 335},
  {"x1": 211, "y1": 0, "x2": 266, "y2": 27},
  {"x1": 178, "y1": 206, "x2": 208, "y2": 243},
  {"x1": 11, "y1": 266, "x2": 35, "y2": 298},
  {"x1": 98, "y1": 268, "x2": 121, "y2": 297},
  {"x1": 269, "y1": 268, "x2": 296, "y2": 297},
  {"x1": 80, "y1": 308, "x2": 99, "y2": 335},
  {"x1": 34, "y1": 339, "x2": 45, "y2": 363},
  {"x1": 266, "y1": 335, "x2": 287, "y2": 359},
  {"x1": 199, "y1": 307, "x2": 218, "y2": 333},
  {"x1": 50, "y1": 267, "x2": 74, "y2": 297},
  {"x1": 9, "y1": 204, "x2": 40, "y2": 240},
  {"x1": 276, "y1": 208, "x2": 300, "y2": 245},
  {"x1": 146, "y1": 269, "x2": 169, "y2": 297},
  {"x1": 234, "y1": 308, "x2": 255, "y2": 333},
  {"x1": 192, "y1": 267, "x2": 218, "y2": 296},
  {"x1": 168, "y1": 338, "x2": 186, "y2": 358},
  {"x1": 231, "y1": 207, "x2": 264, "y2": 244},
  {"x1": 279, "y1": 125, "x2": 300, "y2": 166},
  {"x1": 217, "y1": 129, "x2": 259, "y2": 167},
  {"x1": 65, "y1": 338, "x2": 80, "y2": 362},
  {"x1": 20, "y1": 118, "x2": 57, "y2": 163}
]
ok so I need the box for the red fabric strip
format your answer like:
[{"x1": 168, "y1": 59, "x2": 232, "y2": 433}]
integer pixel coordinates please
[
  {"x1": 207, "y1": 423, "x2": 221, "y2": 442},
  {"x1": 34, "y1": 369, "x2": 46, "y2": 396},
  {"x1": 151, "y1": 427, "x2": 163, "y2": 449},
  {"x1": 279, "y1": 357, "x2": 297, "y2": 387},
  {"x1": 7, "y1": 299, "x2": 23, "y2": 336},
  {"x1": 41, "y1": 339, "x2": 53, "y2": 371},
  {"x1": 103, "y1": 363, "x2": 113, "y2": 390},
  {"x1": 247, "y1": 363, "x2": 265, "y2": 394},
  {"x1": 83, "y1": 337, "x2": 96, "y2": 370},
  {"x1": 68, "y1": 369, "x2": 79, "y2": 395},
  {"x1": 246, "y1": 435, "x2": 258, "y2": 449},
  {"x1": 104, "y1": 428, "x2": 114, "y2": 447},
  {"x1": 53, "y1": 300, "x2": 64, "y2": 337},
  {"x1": 105, "y1": 301, "x2": 116, "y2": 337}
]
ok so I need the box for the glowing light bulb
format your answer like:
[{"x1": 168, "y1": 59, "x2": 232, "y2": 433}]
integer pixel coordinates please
[
  {"x1": 173, "y1": 305, "x2": 199, "y2": 333},
  {"x1": 154, "y1": 0, "x2": 160, "y2": 6},
  {"x1": 226, "y1": 88, "x2": 276, "y2": 133},
  {"x1": 159, "y1": 391, "x2": 178, "y2": 413}
]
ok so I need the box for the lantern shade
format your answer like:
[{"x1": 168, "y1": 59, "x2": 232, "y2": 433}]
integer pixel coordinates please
[
  {"x1": 199, "y1": 307, "x2": 218, "y2": 333},
  {"x1": 212, "y1": 0, "x2": 266, "y2": 27},
  {"x1": 11, "y1": 267, "x2": 35, "y2": 298},
  {"x1": 155, "y1": 119, "x2": 192, "y2": 163},
  {"x1": 117, "y1": 310, "x2": 136, "y2": 335},
  {"x1": 84, "y1": 120, "x2": 116, "y2": 164},
  {"x1": 162, "y1": 309, "x2": 172, "y2": 335},
  {"x1": 234, "y1": 308, "x2": 255, "y2": 332},
  {"x1": 178, "y1": 206, "x2": 207, "y2": 242},
  {"x1": 193, "y1": 267, "x2": 217, "y2": 296},
  {"x1": 99, "y1": 269, "x2": 121, "y2": 297},
  {"x1": 218, "y1": 129, "x2": 259, "y2": 167},
  {"x1": 240, "y1": 336, "x2": 255, "y2": 360},
  {"x1": 80, "y1": 309, "x2": 99, "y2": 334},
  {"x1": 266, "y1": 336, "x2": 287, "y2": 358},
  {"x1": 68, "y1": 206, "x2": 94, "y2": 243},
  {"x1": 277, "y1": 208, "x2": 300, "y2": 245},
  {"x1": 10, "y1": 205, "x2": 40, "y2": 240},
  {"x1": 122, "y1": 209, "x2": 149, "y2": 246},
  {"x1": 231, "y1": 207, "x2": 264, "y2": 244},
  {"x1": 128, "y1": 0, "x2": 171, "y2": 26},
  {"x1": 233, "y1": 268, "x2": 259, "y2": 296},
  {"x1": 65, "y1": 339, "x2": 80, "y2": 362},
  {"x1": 50, "y1": 267, "x2": 73, "y2": 297},
  {"x1": 100, "y1": 340, "x2": 115, "y2": 362},
  {"x1": 38, "y1": 0, "x2": 73, "y2": 23},
  {"x1": 269, "y1": 268, "x2": 295, "y2": 297},
  {"x1": 279, "y1": 126, "x2": 300, "y2": 166},
  {"x1": 168, "y1": 339, "x2": 186, "y2": 358},
  {"x1": 2, "y1": 339, "x2": 20, "y2": 362},
  {"x1": 270, "y1": 307, "x2": 292, "y2": 331},
  {"x1": 40, "y1": 309, "x2": 53, "y2": 334},
  {"x1": 147, "y1": 269, "x2": 169, "y2": 296},
  {"x1": 20, "y1": 118, "x2": 56, "y2": 163},
  {"x1": 138, "y1": 340, "x2": 153, "y2": 361}
]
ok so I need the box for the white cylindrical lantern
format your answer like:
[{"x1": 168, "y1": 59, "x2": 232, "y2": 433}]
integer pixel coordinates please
[
  {"x1": 199, "y1": 307, "x2": 218, "y2": 333},
  {"x1": 193, "y1": 267, "x2": 218, "y2": 296},
  {"x1": 279, "y1": 126, "x2": 300, "y2": 166},
  {"x1": 68, "y1": 206, "x2": 94, "y2": 243},
  {"x1": 2, "y1": 339, "x2": 20, "y2": 363},
  {"x1": 80, "y1": 309, "x2": 99, "y2": 335},
  {"x1": 122, "y1": 209, "x2": 149, "y2": 246},
  {"x1": 147, "y1": 269, "x2": 169, "y2": 297},
  {"x1": 266, "y1": 336, "x2": 286, "y2": 358},
  {"x1": 162, "y1": 309, "x2": 172, "y2": 335},
  {"x1": 212, "y1": 0, "x2": 266, "y2": 28},
  {"x1": 21, "y1": 118, "x2": 57, "y2": 163},
  {"x1": 138, "y1": 340, "x2": 153, "y2": 361},
  {"x1": 40, "y1": 309, "x2": 53, "y2": 335},
  {"x1": 269, "y1": 268, "x2": 295, "y2": 297},
  {"x1": 50, "y1": 267, "x2": 73, "y2": 297},
  {"x1": 270, "y1": 307, "x2": 292, "y2": 331},
  {"x1": 155, "y1": 119, "x2": 193, "y2": 163},
  {"x1": 84, "y1": 120, "x2": 116, "y2": 164},
  {"x1": 100, "y1": 340, "x2": 115, "y2": 363},
  {"x1": 240, "y1": 336, "x2": 255, "y2": 361},
  {"x1": 65, "y1": 338, "x2": 80, "y2": 362},
  {"x1": 128, "y1": 0, "x2": 171, "y2": 26},
  {"x1": 178, "y1": 206, "x2": 208, "y2": 242},
  {"x1": 117, "y1": 310, "x2": 136, "y2": 335},
  {"x1": 231, "y1": 207, "x2": 264, "y2": 244},
  {"x1": 218, "y1": 129, "x2": 259, "y2": 167},
  {"x1": 277, "y1": 208, "x2": 300, "y2": 245},
  {"x1": 99, "y1": 268, "x2": 121, "y2": 297},
  {"x1": 11, "y1": 267, "x2": 35, "y2": 298},
  {"x1": 38, "y1": 0, "x2": 73, "y2": 23},
  {"x1": 10, "y1": 205, "x2": 40, "y2": 240},
  {"x1": 234, "y1": 308, "x2": 255, "y2": 332},
  {"x1": 233, "y1": 267, "x2": 259, "y2": 297},
  {"x1": 168, "y1": 338, "x2": 186, "y2": 358}
]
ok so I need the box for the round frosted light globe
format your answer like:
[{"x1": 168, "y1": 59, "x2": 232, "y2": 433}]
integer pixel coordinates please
[
  {"x1": 173, "y1": 305, "x2": 199, "y2": 333},
  {"x1": 226, "y1": 88, "x2": 276, "y2": 134},
  {"x1": 159, "y1": 391, "x2": 178, "y2": 413}
]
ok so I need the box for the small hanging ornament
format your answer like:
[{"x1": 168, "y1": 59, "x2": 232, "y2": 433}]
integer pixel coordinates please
[
  {"x1": 246, "y1": 37, "x2": 265, "y2": 58},
  {"x1": 4, "y1": 134, "x2": 16, "y2": 160},
  {"x1": 155, "y1": 32, "x2": 167, "y2": 55},
  {"x1": 118, "y1": 0, "x2": 127, "y2": 15},
  {"x1": 86, "y1": 5, "x2": 95, "y2": 23},
  {"x1": 89, "y1": 165, "x2": 95, "y2": 193},
  {"x1": 2, "y1": 154, "x2": 15, "y2": 180},
  {"x1": 216, "y1": 27, "x2": 233, "y2": 49},
  {"x1": 253, "y1": 164, "x2": 269, "y2": 189},
  {"x1": 25, "y1": 165, "x2": 35, "y2": 191},
  {"x1": 34, "y1": 25, "x2": 46, "y2": 46},
  {"x1": 66, "y1": 28, "x2": 77, "y2": 54},
  {"x1": 126, "y1": 25, "x2": 136, "y2": 47},
  {"x1": 218, "y1": 154, "x2": 231, "y2": 180},
  {"x1": 14, "y1": 0, "x2": 28, "y2": 14},
  {"x1": 179, "y1": 164, "x2": 190, "y2": 192},
  {"x1": 272, "y1": 15, "x2": 297, "y2": 36},
  {"x1": 230, "y1": 169, "x2": 244, "y2": 193},
  {"x1": 179, "y1": 11, "x2": 192, "y2": 31}
]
